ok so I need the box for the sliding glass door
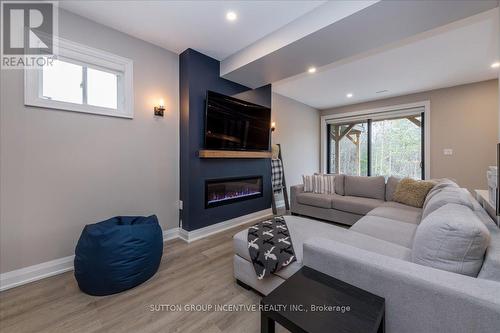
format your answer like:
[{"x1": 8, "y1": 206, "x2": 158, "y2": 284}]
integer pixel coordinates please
[
  {"x1": 327, "y1": 122, "x2": 368, "y2": 176},
  {"x1": 327, "y1": 112, "x2": 425, "y2": 179},
  {"x1": 371, "y1": 115, "x2": 423, "y2": 179}
]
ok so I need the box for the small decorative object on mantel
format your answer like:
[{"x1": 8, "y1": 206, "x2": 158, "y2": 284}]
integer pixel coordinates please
[{"x1": 154, "y1": 99, "x2": 165, "y2": 117}]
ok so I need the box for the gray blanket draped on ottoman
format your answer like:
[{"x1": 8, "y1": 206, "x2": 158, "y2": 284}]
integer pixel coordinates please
[{"x1": 247, "y1": 216, "x2": 297, "y2": 279}]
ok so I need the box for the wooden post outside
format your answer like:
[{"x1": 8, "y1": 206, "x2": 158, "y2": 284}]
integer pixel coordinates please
[
  {"x1": 334, "y1": 125, "x2": 340, "y2": 174},
  {"x1": 356, "y1": 132, "x2": 361, "y2": 175}
]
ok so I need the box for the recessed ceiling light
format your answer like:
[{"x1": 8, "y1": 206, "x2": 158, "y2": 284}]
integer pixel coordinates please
[
  {"x1": 226, "y1": 11, "x2": 237, "y2": 21},
  {"x1": 307, "y1": 67, "x2": 316, "y2": 74},
  {"x1": 491, "y1": 62, "x2": 500, "y2": 68},
  {"x1": 346, "y1": 93, "x2": 353, "y2": 98}
]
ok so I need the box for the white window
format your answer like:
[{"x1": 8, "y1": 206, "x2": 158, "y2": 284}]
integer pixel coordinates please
[{"x1": 25, "y1": 37, "x2": 133, "y2": 118}]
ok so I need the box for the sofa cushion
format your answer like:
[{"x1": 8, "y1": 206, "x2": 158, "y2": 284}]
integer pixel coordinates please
[
  {"x1": 334, "y1": 174, "x2": 345, "y2": 196},
  {"x1": 367, "y1": 201, "x2": 422, "y2": 224},
  {"x1": 393, "y1": 178, "x2": 435, "y2": 208},
  {"x1": 385, "y1": 176, "x2": 401, "y2": 201},
  {"x1": 344, "y1": 175, "x2": 385, "y2": 200},
  {"x1": 422, "y1": 187, "x2": 473, "y2": 219},
  {"x1": 350, "y1": 216, "x2": 418, "y2": 248},
  {"x1": 413, "y1": 204, "x2": 490, "y2": 277},
  {"x1": 477, "y1": 210, "x2": 500, "y2": 282},
  {"x1": 429, "y1": 178, "x2": 459, "y2": 192},
  {"x1": 233, "y1": 215, "x2": 412, "y2": 267},
  {"x1": 423, "y1": 178, "x2": 459, "y2": 208},
  {"x1": 332, "y1": 195, "x2": 384, "y2": 215},
  {"x1": 296, "y1": 192, "x2": 334, "y2": 208}
]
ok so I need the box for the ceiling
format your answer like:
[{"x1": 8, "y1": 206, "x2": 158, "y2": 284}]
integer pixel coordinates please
[
  {"x1": 220, "y1": 1, "x2": 378, "y2": 76},
  {"x1": 59, "y1": 0, "x2": 325, "y2": 60},
  {"x1": 222, "y1": 0, "x2": 498, "y2": 88},
  {"x1": 60, "y1": 1, "x2": 499, "y2": 110},
  {"x1": 273, "y1": 8, "x2": 499, "y2": 110}
]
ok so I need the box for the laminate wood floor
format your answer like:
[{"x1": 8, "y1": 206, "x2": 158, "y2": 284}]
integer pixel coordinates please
[{"x1": 0, "y1": 221, "x2": 290, "y2": 333}]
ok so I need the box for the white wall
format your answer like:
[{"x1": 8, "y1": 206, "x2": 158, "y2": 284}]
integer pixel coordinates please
[
  {"x1": 0, "y1": 10, "x2": 180, "y2": 273},
  {"x1": 271, "y1": 93, "x2": 320, "y2": 192}
]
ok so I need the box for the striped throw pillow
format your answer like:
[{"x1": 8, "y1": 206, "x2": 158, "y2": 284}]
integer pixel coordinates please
[
  {"x1": 303, "y1": 175, "x2": 315, "y2": 192},
  {"x1": 315, "y1": 173, "x2": 335, "y2": 194},
  {"x1": 303, "y1": 174, "x2": 335, "y2": 194},
  {"x1": 313, "y1": 174, "x2": 325, "y2": 194},
  {"x1": 323, "y1": 174, "x2": 336, "y2": 194}
]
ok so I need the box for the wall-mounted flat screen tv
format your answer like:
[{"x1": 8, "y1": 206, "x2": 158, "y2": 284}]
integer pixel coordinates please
[{"x1": 204, "y1": 91, "x2": 271, "y2": 151}]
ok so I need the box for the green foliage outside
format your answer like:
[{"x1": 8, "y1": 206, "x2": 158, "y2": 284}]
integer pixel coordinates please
[
  {"x1": 372, "y1": 118, "x2": 421, "y2": 179},
  {"x1": 329, "y1": 117, "x2": 421, "y2": 179}
]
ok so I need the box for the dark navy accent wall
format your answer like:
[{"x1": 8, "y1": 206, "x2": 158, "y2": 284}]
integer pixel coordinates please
[{"x1": 179, "y1": 49, "x2": 272, "y2": 232}]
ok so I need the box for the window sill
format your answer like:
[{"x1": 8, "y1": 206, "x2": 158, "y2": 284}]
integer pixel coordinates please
[{"x1": 25, "y1": 97, "x2": 133, "y2": 119}]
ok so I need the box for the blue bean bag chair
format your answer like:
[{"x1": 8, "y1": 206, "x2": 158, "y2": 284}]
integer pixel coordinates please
[{"x1": 74, "y1": 215, "x2": 163, "y2": 296}]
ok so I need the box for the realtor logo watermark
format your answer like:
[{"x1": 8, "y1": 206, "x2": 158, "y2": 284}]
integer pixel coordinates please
[{"x1": 1, "y1": 1, "x2": 58, "y2": 69}]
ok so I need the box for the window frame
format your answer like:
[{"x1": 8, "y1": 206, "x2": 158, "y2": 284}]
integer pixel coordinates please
[
  {"x1": 326, "y1": 120, "x2": 370, "y2": 177},
  {"x1": 321, "y1": 101, "x2": 431, "y2": 179},
  {"x1": 24, "y1": 37, "x2": 134, "y2": 119}
]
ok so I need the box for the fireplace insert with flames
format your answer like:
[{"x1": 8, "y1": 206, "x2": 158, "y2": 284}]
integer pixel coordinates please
[{"x1": 205, "y1": 176, "x2": 263, "y2": 208}]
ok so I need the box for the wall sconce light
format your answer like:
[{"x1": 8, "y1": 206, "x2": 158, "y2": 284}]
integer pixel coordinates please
[
  {"x1": 154, "y1": 99, "x2": 165, "y2": 117},
  {"x1": 271, "y1": 121, "x2": 276, "y2": 132}
]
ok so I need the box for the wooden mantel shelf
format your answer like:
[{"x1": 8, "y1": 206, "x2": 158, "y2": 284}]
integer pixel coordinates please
[{"x1": 198, "y1": 149, "x2": 272, "y2": 159}]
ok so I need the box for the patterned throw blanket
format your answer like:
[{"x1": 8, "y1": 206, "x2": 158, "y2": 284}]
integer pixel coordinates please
[
  {"x1": 271, "y1": 159, "x2": 283, "y2": 193},
  {"x1": 247, "y1": 216, "x2": 296, "y2": 279}
]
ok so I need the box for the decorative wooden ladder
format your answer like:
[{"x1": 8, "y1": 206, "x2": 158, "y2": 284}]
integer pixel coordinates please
[{"x1": 271, "y1": 144, "x2": 290, "y2": 215}]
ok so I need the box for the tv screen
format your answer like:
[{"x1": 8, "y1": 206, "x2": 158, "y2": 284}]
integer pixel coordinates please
[{"x1": 205, "y1": 91, "x2": 271, "y2": 151}]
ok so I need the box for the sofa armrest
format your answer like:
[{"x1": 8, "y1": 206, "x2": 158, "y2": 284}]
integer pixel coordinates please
[
  {"x1": 303, "y1": 238, "x2": 500, "y2": 333},
  {"x1": 290, "y1": 184, "x2": 304, "y2": 212},
  {"x1": 291, "y1": 184, "x2": 304, "y2": 194}
]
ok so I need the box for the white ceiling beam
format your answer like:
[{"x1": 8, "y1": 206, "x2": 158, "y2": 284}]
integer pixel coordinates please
[
  {"x1": 221, "y1": 0, "x2": 498, "y2": 88},
  {"x1": 220, "y1": 1, "x2": 379, "y2": 76}
]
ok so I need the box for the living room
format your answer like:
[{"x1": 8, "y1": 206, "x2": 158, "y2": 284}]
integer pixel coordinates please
[{"x1": 0, "y1": 1, "x2": 499, "y2": 332}]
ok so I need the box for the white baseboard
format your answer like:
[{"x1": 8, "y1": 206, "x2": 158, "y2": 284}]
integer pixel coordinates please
[
  {"x1": 0, "y1": 227, "x2": 182, "y2": 292},
  {"x1": 179, "y1": 208, "x2": 273, "y2": 243},
  {"x1": 0, "y1": 209, "x2": 272, "y2": 292},
  {"x1": 0, "y1": 256, "x2": 75, "y2": 292},
  {"x1": 163, "y1": 227, "x2": 180, "y2": 241}
]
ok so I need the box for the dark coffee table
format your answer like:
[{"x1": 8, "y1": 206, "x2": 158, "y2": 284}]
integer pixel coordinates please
[{"x1": 260, "y1": 267, "x2": 385, "y2": 333}]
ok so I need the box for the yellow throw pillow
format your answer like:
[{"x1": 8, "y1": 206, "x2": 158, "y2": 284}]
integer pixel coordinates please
[{"x1": 393, "y1": 178, "x2": 436, "y2": 208}]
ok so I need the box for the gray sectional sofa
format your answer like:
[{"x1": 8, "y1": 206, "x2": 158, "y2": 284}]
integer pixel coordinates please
[
  {"x1": 232, "y1": 175, "x2": 500, "y2": 333},
  {"x1": 290, "y1": 174, "x2": 401, "y2": 225}
]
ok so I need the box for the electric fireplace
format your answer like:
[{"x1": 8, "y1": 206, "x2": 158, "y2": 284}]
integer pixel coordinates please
[{"x1": 205, "y1": 176, "x2": 263, "y2": 208}]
